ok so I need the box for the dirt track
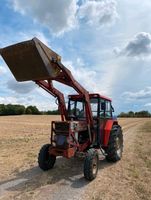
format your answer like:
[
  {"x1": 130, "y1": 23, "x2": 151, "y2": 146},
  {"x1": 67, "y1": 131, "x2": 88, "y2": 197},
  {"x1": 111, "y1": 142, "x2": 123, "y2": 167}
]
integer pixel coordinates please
[{"x1": 0, "y1": 116, "x2": 151, "y2": 200}]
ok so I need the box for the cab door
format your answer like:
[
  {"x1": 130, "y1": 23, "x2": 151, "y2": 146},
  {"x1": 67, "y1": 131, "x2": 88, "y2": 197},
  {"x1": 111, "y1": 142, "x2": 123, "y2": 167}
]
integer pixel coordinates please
[{"x1": 99, "y1": 99, "x2": 112, "y2": 145}]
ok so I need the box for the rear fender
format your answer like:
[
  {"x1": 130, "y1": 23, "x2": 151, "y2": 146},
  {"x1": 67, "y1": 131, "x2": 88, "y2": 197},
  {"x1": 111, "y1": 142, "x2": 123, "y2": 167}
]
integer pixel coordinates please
[{"x1": 103, "y1": 120, "x2": 118, "y2": 146}]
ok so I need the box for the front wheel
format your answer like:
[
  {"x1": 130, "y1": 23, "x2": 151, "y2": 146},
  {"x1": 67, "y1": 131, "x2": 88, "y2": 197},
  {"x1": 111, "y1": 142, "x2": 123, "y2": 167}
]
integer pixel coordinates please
[
  {"x1": 105, "y1": 125, "x2": 123, "y2": 162},
  {"x1": 83, "y1": 148, "x2": 99, "y2": 181},
  {"x1": 38, "y1": 144, "x2": 56, "y2": 171}
]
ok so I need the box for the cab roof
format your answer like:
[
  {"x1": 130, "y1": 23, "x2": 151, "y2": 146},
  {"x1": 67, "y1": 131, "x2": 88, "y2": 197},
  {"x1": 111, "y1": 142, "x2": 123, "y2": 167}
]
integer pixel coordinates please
[{"x1": 68, "y1": 93, "x2": 112, "y2": 102}]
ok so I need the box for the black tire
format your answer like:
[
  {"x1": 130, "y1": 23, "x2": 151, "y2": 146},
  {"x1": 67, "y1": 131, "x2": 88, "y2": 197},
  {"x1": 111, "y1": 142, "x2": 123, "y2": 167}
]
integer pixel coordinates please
[
  {"x1": 38, "y1": 144, "x2": 56, "y2": 171},
  {"x1": 83, "y1": 148, "x2": 99, "y2": 181},
  {"x1": 105, "y1": 125, "x2": 123, "y2": 162}
]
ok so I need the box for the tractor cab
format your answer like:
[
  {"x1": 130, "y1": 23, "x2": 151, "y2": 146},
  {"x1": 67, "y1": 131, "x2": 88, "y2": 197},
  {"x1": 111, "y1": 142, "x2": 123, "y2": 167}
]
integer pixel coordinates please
[{"x1": 68, "y1": 93, "x2": 114, "y2": 120}]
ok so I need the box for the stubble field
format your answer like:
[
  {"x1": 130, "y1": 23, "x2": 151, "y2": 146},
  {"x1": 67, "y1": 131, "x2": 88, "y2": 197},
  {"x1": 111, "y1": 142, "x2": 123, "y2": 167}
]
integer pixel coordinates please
[{"x1": 0, "y1": 116, "x2": 151, "y2": 200}]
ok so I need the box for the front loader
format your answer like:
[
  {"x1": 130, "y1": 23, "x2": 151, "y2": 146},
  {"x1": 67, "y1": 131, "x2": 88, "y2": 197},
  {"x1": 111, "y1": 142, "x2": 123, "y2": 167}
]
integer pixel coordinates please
[{"x1": 0, "y1": 38, "x2": 123, "y2": 181}]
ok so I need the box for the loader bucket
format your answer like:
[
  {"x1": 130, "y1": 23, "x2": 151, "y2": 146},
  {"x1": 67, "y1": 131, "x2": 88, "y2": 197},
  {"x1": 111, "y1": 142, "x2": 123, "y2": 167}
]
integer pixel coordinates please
[{"x1": 0, "y1": 38, "x2": 62, "y2": 81}]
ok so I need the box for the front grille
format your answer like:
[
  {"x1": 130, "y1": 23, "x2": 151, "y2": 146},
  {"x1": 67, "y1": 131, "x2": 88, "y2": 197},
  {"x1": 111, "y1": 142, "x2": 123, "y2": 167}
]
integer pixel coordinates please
[
  {"x1": 54, "y1": 122, "x2": 69, "y2": 134},
  {"x1": 52, "y1": 122, "x2": 70, "y2": 149},
  {"x1": 55, "y1": 135, "x2": 68, "y2": 149}
]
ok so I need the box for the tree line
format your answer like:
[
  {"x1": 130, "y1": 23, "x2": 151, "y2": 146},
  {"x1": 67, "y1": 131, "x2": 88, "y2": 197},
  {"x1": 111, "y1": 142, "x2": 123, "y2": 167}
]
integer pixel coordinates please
[
  {"x1": 0, "y1": 104, "x2": 151, "y2": 117},
  {"x1": 0, "y1": 104, "x2": 59, "y2": 116},
  {"x1": 118, "y1": 111, "x2": 151, "y2": 118}
]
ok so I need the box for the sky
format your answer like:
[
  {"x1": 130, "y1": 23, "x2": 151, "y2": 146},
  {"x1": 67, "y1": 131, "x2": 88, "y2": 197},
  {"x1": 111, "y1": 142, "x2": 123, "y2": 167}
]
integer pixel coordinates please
[{"x1": 0, "y1": 0, "x2": 151, "y2": 114}]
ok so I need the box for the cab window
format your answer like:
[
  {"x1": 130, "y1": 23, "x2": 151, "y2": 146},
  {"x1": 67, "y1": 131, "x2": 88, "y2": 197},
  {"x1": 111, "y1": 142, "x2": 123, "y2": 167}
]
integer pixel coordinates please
[
  {"x1": 76, "y1": 101, "x2": 85, "y2": 117},
  {"x1": 90, "y1": 98, "x2": 98, "y2": 117},
  {"x1": 105, "y1": 101, "x2": 112, "y2": 118},
  {"x1": 69, "y1": 100, "x2": 75, "y2": 116},
  {"x1": 100, "y1": 99, "x2": 105, "y2": 118},
  {"x1": 68, "y1": 99, "x2": 85, "y2": 118}
]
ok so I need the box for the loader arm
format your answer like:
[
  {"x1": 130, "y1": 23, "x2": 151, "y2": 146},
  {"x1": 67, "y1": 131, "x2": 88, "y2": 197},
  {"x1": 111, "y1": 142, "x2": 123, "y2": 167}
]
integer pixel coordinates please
[
  {"x1": 35, "y1": 61, "x2": 94, "y2": 127},
  {"x1": 49, "y1": 60, "x2": 93, "y2": 127}
]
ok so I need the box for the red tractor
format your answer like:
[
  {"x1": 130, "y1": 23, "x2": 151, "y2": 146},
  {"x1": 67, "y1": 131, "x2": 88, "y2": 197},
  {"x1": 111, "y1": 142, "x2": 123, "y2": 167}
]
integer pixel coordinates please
[{"x1": 0, "y1": 38, "x2": 123, "y2": 181}]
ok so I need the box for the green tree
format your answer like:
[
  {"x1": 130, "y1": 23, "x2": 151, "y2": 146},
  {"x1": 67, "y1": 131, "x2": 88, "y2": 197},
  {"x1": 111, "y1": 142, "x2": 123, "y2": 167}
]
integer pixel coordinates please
[
  {"x1": 0, "y1": 104, "x2": 25, "y2": 115},
  {"x1": 25, "y1": 107, "x2": 32, "y2": 114},
  {"x1": 46, "y1": 110, "x2": 60, "y2": 115},
  {"x1": 128, "y1": 111, "x2": 135, "y2": 117},
  {"x1": 135, "y1": 110, "x2": 151, "y2": 118},
  {"x1": 118, "y1": 110, "x2": 151, "y2": 118},
  {"x1": 118, "y1": 112, "x2": 128, "y2": 117},
  {"x1": 25, "y1": 106, "x2": 40, "y2": 115},
  {"x1": 0, "y1": 104, "x2": 6, "y2": 115}
]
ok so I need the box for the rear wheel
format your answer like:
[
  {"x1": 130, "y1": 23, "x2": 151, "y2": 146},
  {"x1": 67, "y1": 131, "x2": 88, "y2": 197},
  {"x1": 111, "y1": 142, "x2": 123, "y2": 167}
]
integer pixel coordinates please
[
  {"x1": 38, "y1": 144, "x2": 56, "y2": 171},
  {"x1": 105, "y1": 125, "x2": 123, "y2": 162},
  {"x1": 83, "y1": 148, "x2": 99, "y2": 181}
]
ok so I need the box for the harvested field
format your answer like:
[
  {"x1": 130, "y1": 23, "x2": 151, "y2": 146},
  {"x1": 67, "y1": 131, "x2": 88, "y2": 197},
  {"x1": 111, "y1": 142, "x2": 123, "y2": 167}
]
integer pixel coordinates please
[{"x1": 0, "y1": 116, "x2": 151, "y2": 200}]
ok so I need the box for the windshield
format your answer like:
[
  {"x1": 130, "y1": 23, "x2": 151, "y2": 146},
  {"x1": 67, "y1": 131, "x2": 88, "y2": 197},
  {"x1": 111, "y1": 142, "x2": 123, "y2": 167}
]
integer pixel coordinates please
[
  {"x1": 68, "y1": 100, "x2": 85, "y2": 118},
  {"x1": 68, "y1": 98, "x2": 99, "y2": 119}
]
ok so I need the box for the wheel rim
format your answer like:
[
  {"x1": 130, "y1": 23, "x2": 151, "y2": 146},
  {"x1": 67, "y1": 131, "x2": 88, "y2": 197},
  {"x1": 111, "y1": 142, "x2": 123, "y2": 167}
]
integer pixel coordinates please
[
  {"x1": 115, "y1": 137, "x2": 122, "y2": 157},
  {"x1": 92, "y1": 156, "x2": 98, "y2": 175}
]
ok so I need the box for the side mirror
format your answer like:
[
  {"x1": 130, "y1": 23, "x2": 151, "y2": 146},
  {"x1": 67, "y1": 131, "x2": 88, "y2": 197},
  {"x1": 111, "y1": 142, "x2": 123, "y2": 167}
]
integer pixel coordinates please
[
  {"x1": 101, "y1": 102, "x2": 106, "y2": 110},
  {"x1": 111, "y1": 105, "x2": 114, "y2": 112}
]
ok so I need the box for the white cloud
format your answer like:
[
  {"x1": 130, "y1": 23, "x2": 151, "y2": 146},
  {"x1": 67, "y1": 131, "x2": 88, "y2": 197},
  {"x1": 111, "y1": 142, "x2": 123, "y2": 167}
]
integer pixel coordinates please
[
  {"x1": 0, "y1": 66, "x2": 7, "y2": 75},
  {"x1": 0, "y1": 28, "x2": 49, "y2": 48},
  {"x1": 78, "y1": 0, "x2": 118, "y2": 27},
  {"x1": 19, "y1": 31, "x2": 49, "y2": 45},
  {"x1": 63, "y1": 60, "x2": 106, "y2": 94},
  {"x1": 0, "y1": 95, "x2": 57, "y2": 111},
  {"x1": 10, "y1": 0, "x2": 118, "y2": 36},
  {"x1": 60, "y1": 56, "x2": 121, "y2": 98},
  {"x1": 7, "y1": 79, "x2": 36, "y2": 94},
  {"x1": 144, "y1": 102, "x2": 151, "y2": 107},
  {"x1": 10, "y1": 0, "x2": 78, "y2": 35},
  {"x1": 115, "y1": 32, "x2": 151, "y2": 58},
  {"x1": 122, "y1": 87, "x2": 151, "y2": 100},
  {"x1": 0, "y1": 96, "x2": 18, "y2": 104}
]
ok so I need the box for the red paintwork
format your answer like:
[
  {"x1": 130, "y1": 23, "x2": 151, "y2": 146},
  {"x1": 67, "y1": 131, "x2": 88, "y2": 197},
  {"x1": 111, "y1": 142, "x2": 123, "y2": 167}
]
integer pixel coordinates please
[
  {"x1": 49, "y1": 147, "x2": 75, "y2": 158},
  {"x1": 78, "y1": 140, "x2": 91, "y2": 152},
  {"x1": 50, "y1": 121, "x2": 90, "y2": 158},
  {"x1": 69, "y1": 93, "x2": 112, "y2": 102},
  {"x1": 103, "y1": 119, "x2": 117, "y2": 146},
  {"x1": 90, "y1": 93, "x2": 112, "y2": 102}
]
